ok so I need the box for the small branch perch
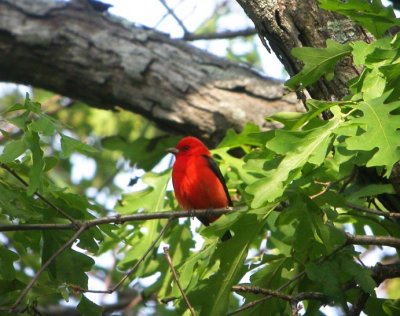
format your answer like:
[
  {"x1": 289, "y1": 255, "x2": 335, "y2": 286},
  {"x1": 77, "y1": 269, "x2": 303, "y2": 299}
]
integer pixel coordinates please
[
  {"x1": 164, "y1": 247, "x2": 196, "y2": 316},
  {"x1": 0, "y1": 207, "x2": 236, "y2": 232}
]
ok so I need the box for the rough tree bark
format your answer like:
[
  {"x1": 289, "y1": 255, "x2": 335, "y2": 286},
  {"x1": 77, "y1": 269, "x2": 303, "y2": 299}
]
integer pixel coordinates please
[
  {"x1": 0, "y1": 0, "x2": 302, "y2": 145},
  {"x1": 236, "y1": 0, "x2": 367, "y2": 101},
  {"x1": 235, "y1": 0, "x2": 400, "y2": 214}
]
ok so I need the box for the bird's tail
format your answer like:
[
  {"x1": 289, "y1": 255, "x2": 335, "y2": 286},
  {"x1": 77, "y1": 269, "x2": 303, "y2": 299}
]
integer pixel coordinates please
[{"x1": 221, "y1": 230, "x2": 232, "y2": 241}]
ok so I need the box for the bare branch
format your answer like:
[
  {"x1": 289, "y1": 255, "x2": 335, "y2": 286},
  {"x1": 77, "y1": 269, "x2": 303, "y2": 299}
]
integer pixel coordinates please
[
  {"x1": 345, "y1": 202, "x2": 400, "y2": 219},
  {"x1": 0, "y1": 0, "x2": 299, "y2": 145},
  {"x1": 232, "y1": 285, "x2": 292, "y2": 301},
  {"x1": 70, "y1": 219, "x2": 173, "y2": 294},
  {"x1": 346, "y1": 234, "x2": 400, "y2": 248},
  {"x1": 111, "y1": 220, "x2": 173, "y2": 292},
  {"x1": 0, "y1": 207, "x2": 236, "y2": 232},
  {"x1": 231, "y1": 285, "x2": 326, "y2": 316},
  {"x1": 154, "y1": 0, "x2": 186, "y2": 28},
  {"x1": 232, "y1": 285, "x2": 326, "y2": 303},
  {"x1": 159, "y1": 0, "x2": 189, "y2": 34},
  {"x1": 183, "y1": 28, "x2": 257, "y2": 41},
  {"x1": 349, "y1": 292, "x2": 369, "y2": 316},
  {"x1": 0, "y1": 223, "x2": 75, "y2": 232},
  {"x1": 310, "y1": 175, "x2": 351, "y2": 200},
  {"x1": 164, "y1": 246, "x2": 196, "y2": 316},
  {"x1": 228, "y1": 271, "x2": 306, "y2": 315}
]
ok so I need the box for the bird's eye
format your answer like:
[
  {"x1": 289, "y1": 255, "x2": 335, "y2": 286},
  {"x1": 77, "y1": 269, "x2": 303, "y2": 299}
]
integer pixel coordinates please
[{"x1": 181, "y1": 145, "x2": 190, "y2": 151}]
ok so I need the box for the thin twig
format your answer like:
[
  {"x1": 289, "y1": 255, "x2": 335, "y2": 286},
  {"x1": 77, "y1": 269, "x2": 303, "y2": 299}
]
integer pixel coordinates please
[
  {"x1": 349, "y1": 291, "x2": 369, "y2": 316},
  {"x1": 231, "y1": 285, "x2": 325, "y2": 316},
  {"x1": 154, "y1": 0, "x2": 185, "y2": 28},
  {"x1": 183, "y1": 28, "x2": 257, "y2": 41},
  {"x1": 164, "y1": 246, "x2": 196, "y2": 316},
  {"x1": 3, "y1": 213, "x2": 399, "y2": 249},
  {"x1": 345, "y1": 202, "x2": 400, "y2": 219},
  {"x1": 159, "y1": 0, "x2": 189, "y2": 34},
  {"x1": 345, "y1": 233, "x2": 400, "y2": 248},
  {"x1": 0, "y1": 163, "x2": 77, "y2": 224},
  {"x1": 8, "y1": 225, "x2": 87, "y2": 312},
  {"x1": 227, "y1": 272, "x2": 305, "y2": 315},
  {"x1": 0, "y1": 207, "x2": 235, "y2": 232},
  {"x1": 232, "y1": 285, "x2": 292, "y2": 301},
  {"x1": 229, "y1": 244, "x2": 348, "y2": 315},
  {"x1": 111, "y1": 219, "x2": 173, "y2": 292},
  {"x1": 227, "y1": 296, "x2": 270, "y2": 315},
  {"x1": 232, "y1": 285, "x2": 326, "y2": 302},
  {"x1": 0, "y1": 223, "x2": 75, "y2": 231},
  {"x1": 70, "y1": 219, "x2": 173, "y2": 293},
  {"x1": 2, "y1": 218, "x2": 175, "y2": 312},
  {"x1": 310, "y1": 175, "x2": 351, "y2": 199}
]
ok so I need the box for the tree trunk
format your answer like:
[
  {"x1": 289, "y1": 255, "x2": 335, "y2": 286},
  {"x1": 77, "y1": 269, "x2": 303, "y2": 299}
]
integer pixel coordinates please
[
  {"x1": 236, "y1": 0, "x2": 366, "y2": 101},
  {"x1": 0, "y1": 0, "x2": 302, "y2": 145},
  {"x1": 235, "y1": 0, "x2": 400, "y2": 208}
]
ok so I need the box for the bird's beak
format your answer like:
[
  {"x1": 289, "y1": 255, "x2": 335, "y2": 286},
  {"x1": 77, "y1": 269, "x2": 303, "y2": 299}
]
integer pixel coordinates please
[{"x1": 166, "y1": 147, "x2": 179, "y2": 154}]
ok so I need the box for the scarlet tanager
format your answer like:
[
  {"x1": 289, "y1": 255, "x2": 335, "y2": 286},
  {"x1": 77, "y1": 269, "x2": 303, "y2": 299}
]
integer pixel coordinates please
[{"x1": 167, "y1": 136, "x2": 232, "y2": 240}]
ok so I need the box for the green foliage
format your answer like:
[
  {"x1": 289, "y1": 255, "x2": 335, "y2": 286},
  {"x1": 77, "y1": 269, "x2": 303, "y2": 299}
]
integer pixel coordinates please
[
  {"x1": 286, "y1": 39, "x2": 352, "y2": 89},
  {"x1": 0, "y1": 93, "x2": 179, "y2": 314},
  {"x1": 319, "y1": 0, "x2": 399, "y2": 38},
  {"x1": 77, "y1": 295, "x2": 103, "y2": 316}
]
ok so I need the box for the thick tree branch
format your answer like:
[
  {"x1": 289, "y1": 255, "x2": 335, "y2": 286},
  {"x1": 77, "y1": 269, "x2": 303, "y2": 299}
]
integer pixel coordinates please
[
  {"x1": 0, "y1": 0, "x2": 302, "y2": 144},
  {"x1": 183, "y1": 28, "x2": 257, "y2": 41},
  {"x1": 235, "y1": 0, "x2": 364, "y2": 101},
  {"x1": 234, "y1": 0, "x2": 400, "y2": 208}
]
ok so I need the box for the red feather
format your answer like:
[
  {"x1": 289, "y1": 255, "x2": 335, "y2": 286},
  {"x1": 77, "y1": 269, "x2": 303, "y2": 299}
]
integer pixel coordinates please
[{"x1": 169, "y1": 137, "x2": 232, "y2": 239}]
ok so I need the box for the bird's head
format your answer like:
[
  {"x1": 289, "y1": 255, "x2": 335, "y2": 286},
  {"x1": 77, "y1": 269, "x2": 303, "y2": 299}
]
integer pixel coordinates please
[{"x1": 167, "y1": 136, "x2": 210, "y2": 157}]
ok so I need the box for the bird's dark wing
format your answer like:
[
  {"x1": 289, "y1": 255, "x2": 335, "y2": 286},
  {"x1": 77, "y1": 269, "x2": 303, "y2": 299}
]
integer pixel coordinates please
[{"x1": 202, "y1": 155, "x2": 233, "y2": 207}]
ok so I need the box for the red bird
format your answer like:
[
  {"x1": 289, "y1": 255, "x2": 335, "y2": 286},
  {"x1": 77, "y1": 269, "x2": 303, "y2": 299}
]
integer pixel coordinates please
[{"x1": 168, "y1": 137, "x2": 232, "y2": 240}]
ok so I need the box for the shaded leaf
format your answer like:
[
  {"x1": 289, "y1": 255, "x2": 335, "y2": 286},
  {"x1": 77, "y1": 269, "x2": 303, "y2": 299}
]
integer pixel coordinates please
[
  {"x1": 286, "y1": 39, "x2": 351, "y2": 89},
  {"x1": 343, "y1": 93, "x2": 400, "y2": 175},
  {"x1": 77, "y1": 295, "x2": 103, "y2": 316}
]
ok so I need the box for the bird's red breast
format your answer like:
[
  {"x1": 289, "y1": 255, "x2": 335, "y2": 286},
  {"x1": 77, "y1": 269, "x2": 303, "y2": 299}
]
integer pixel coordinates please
[{"x1": 168, "y1": 136, "x2": 232, "y2": 226}]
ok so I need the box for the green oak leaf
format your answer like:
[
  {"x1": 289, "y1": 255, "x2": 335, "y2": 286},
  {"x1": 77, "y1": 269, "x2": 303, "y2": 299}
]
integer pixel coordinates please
[
  {"x1": 77, "y1": 295, "x2": 103, "y2": 316},
  {"x1": 319, "y1": 0, "x2": 399, "y2": 38},
  {"x1": 246, "y1": 114, "x2": 341, "y2": 207},
  {"x1": 286, "y1": 39, "x2": 351, "y2": 89},
  {"x1": 343, "y1": 93, "x2": 400, "y2": 176}
]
